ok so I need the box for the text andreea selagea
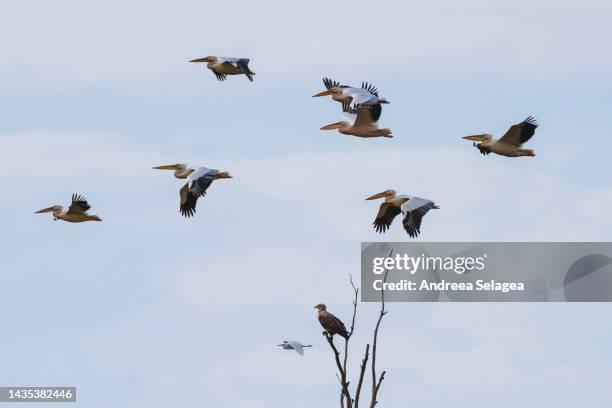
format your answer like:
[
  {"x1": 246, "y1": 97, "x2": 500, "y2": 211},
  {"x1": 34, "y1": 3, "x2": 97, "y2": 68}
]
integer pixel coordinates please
[{"x1": 373, "y1": 279, "x2": 525, "y2": 293}]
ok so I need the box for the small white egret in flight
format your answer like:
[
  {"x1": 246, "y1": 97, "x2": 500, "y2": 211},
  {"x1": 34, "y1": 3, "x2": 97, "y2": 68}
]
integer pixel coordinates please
[
  {"x1": 153, "y1": 164, "x2": 233, "y2": 218},
  {"x1": 35, "y1": 194, "x2": 102, "y2": 223},
  {"x1": 190, "y1": 56, "x2": 255, "y2": 82},
  {"x1": 366, "y1": 190, "x2": 439, "y2": 238},
  {"x1": 313, "y1": 77, "x2": 389, "y2": 108},
  {"x1": 463, "y1": 117, "x2": 539, "y2": 157},
  {"x1": 277, "y1": 340, "x2": 312, "y2": 356}
]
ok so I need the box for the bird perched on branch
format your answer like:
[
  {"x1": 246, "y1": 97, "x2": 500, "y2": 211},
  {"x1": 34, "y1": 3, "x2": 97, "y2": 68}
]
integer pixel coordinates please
[
  {"x1": 190, "y1": 56, "x2": 255, "y2": 82},
  {"x1": 35, "y1": 194, "x2": 102, "y2": 223},
  {"x1": 277, "y1": 340, "x2": 312, "y2": 356},
  {"x1": 153, "y1": 164, "x2": 233, "y2": 218},
  {"x1": 315, "y1": 304, "x2": 349, "y2": 339},
  {"x1": 366, "y1": 190, "x2": 439, "y2": 238},
  {"x1": 462, "y1": 116, "x2": 539, "y2": 157}
]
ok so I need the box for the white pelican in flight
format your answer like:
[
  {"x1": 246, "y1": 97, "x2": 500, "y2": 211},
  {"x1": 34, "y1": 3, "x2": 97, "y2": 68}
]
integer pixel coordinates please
[
  {"x1": 366, "y1": 190, "x2": 439, "y2": 238},
  {"x1": 277, "y1": 340, "x2": 312, "y2": 356},
  {"x1": 320, "y1": 104, "x2": 392, "y2": 138},
  {"x1": 463, "y1": 117, "x2": 539, "y2": 157},
  {"x1": 190, "y1": 56, "x2": 255, "y2": 82},
  {"x1": 153, "y1": 164, "x2": 233, "y2": 218},
  {"x1": 35, "y1": 194, "x2": 102, "y2": 223},
  {"x1": 313, "y1": 77, "x2": 389, "y2": 108}
]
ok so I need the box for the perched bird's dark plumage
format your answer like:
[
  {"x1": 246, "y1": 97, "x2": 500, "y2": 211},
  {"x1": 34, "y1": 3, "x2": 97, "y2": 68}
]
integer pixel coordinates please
[{"x1": 315, "y1": 304, "x2": 349, "y2": 339}]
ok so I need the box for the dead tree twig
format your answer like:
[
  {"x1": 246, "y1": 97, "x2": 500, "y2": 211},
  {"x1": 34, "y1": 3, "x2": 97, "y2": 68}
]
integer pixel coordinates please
[
  {"x1": 324, "y1": 249, "x2": 392, "y2": 408},
  {"x1": 370, "y1": 249, "x2": 392, "y2": 407},
  {"x1": 326, "y1": 332, "x2": 352, "y2": 407},
  {"x1": 354, "y1": 343, "x2": 370, "y2": 408}
]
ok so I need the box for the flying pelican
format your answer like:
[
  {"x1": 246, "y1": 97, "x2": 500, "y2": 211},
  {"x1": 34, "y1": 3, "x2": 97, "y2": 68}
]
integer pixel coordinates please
[
  {"x1": 314, "y1": 304, "x2": 349, "y2": 339},
  {"x1": 277, "y1": 340, "x2": 312, "y2": 356},
  {"x1": 366, "y1": 190, "x2": 439, "y2": 238},
  {"x1": 153, "y1": 164, "x2": 232, "y2": 218},
  {"x1": 320, "y1": 105, "x2": 392, "y2": 138},
  {"x1": 313, "y1": 77, "x2": 389, "y2": 108},
  {"x1": 463, "y1": 117, "x2": 538, "y2": 157},
  {"x1": 35, "y1": 194, "x2": 102, "y2": 223},
  {"x1": 190, "y1": 56, "x2": 255, "y2": 82}
]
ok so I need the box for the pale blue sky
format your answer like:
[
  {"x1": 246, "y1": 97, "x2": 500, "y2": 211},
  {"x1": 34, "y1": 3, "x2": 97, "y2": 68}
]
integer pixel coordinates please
[{"x1": 1, "y1": 0, "x2": 612, "y2": 407}]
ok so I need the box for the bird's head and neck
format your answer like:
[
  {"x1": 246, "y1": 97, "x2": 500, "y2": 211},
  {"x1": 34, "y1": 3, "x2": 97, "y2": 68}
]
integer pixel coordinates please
[
  {"x1": 88, "y1": 215, "x2": 103, "y2": 222},
  {"x1": 365, "y1": 190, "x2": 397, "y2": 202},
  {"x1": 314, "y1": 303, "x2": 327, "y2": 315},
  {"x1": 35, "y1": 205, "x2": 63, "y2": 220},
  {"x1": 153, "y1": 164, "x2": 192, "y2": 179}
]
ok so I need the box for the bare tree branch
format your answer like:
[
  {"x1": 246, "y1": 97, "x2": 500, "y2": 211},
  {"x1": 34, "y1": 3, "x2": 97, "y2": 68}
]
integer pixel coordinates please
[
  {"x1": 325, "y1": 333, "x2": 352, "y2": 407},
  {"x1": 370, "y1": 249, "x2": 392, "y2": 407},
  {"x1": 341, "y1": 275, "x2": 359, "y2": 405},
  {"x1": 354, "y1": 343, "x2": 370, "y2": 408},
  {"x1": 324, "y1": 250, "x2": 392, "y2": 408}
]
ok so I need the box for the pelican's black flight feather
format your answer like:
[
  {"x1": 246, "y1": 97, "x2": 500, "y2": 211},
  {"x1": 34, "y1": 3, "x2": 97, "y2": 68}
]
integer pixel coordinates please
[{"x1": 71, "y1": 194, "x2": 91, "y2": 211}]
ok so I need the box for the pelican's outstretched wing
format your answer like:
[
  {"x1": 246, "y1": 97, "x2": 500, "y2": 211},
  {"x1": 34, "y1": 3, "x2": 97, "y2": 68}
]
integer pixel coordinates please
[
  {"x1": 361, "y1": 81, "x2": 379, "y2": 96},
  {"x1": 401, "y1": 197, "x2": 435, "y2": 238},
  {"x1": 179, "y1": 168, "x2": 218, "y2": 217},
  {"x1": 213, "y1": 71, "x2": 227, "y2": 81},
  {"x1": 179, "y1": 184, "x2": 197, "y2": 217},
  {"x1": 322, "y1": 77, "x2": 344, "y2": 90},
  {"x1": 217, "y1": 56, "x2": 240, "y2": 65},
  {"x1": 217, "y1": 57, "x2": 254, "y2": 81},
  {"x1": 67, "y1": 194, "x2": 91, "y2": 215},
  {"x1": 343, "y1": 102, "x2": 381, "y2": 124},
  {"x1": 345, "y1": 88, "x2": 378, "y2": 107},
  {"x1": 373, "y1": 202, "x2": 402, "y2": 233},
  {"x1": 499, "y1": 116, "x2": 538, "y2": 146},
  {"x1": 236, "y1": 58, "x2": 254, "y2": 81}
]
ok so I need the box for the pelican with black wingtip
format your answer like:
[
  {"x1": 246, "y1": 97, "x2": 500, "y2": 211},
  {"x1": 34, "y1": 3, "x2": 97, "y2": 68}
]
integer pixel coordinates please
[
  {"x1": 320, "y1": 104, "x2": 392, "y2": 138},
  {"x1": 312, "y1": 77, "x2": 389, "y2": 108},
  {"x1": 35, "y1": 194, "x2": 102, "y2": 222},
  {"x1": 190, "y1": 56, "x2": 255, "y2": 82},
  {"x1": 366, "y1": 190, "x2": 439, "y2": 238},
  {"x1": 463, "y1": 117, "x2": 539, "y2": 157},
  {"x1": 153, "y1": 164, "x2": 233, "y2": 218}
]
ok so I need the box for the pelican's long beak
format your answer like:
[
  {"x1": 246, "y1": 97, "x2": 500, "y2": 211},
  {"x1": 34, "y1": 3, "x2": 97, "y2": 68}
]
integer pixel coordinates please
[
  {"x1": 312, "y1": 90, "x2": 334, "y2": 97},
  {"x1": 366, "y1": 192, "x2": 388, "y2": 201},
  {"x1": 320, "y1": 122, "x2": 343, "y2": 130},
  {"x1": 153, "y1": 164, "x2": 180, "y2": 170},
  {"x1": 35, "y1": 206, "x2": 55, "y2": 214},
  {"x1": 190, "y1": 57, "x2": 212, "y2": 63},
  {"x1": 462, "y1": 135, "x2": 488, "y2": 142}
]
